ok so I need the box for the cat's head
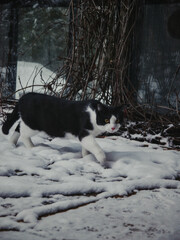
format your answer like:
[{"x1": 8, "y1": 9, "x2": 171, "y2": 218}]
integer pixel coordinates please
[{"x1": 95, "y1": 103, "x2": 125, "y2": 134}]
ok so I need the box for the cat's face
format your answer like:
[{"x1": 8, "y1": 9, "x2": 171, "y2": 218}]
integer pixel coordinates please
[{"x1": 96, "y1": 104, "x2": 124, "y2": 134}]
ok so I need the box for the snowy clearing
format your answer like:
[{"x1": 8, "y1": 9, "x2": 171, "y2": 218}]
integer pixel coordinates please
[
  {"x1": 16, "y1": 61, "x2": 64, "y2": 98},
  {"x1": 0, "y1": 124, "x2": 180, "y2": 240}
]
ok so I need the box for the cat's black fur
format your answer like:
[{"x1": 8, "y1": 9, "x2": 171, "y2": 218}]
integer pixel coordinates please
[{"x1": 2, "y1": 92, "x2": 124, "y2": 165}]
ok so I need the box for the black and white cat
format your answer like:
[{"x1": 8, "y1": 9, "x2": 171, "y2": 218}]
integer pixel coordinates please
[{"x1": 2, "y1": 93, "x2": 124, "y2": 165}]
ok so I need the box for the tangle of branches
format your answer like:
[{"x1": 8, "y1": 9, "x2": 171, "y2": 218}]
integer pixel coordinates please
[{"x1": 59, "y1": 0, "x2": 136, "y2": 107}]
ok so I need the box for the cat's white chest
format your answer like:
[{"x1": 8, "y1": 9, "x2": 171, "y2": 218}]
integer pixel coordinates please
[{"x1": 86, "y1": 106, "x2": 105, "y2": 136}]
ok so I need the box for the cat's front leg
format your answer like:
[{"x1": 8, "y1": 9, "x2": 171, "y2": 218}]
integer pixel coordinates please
[
  {"x1": 82, "y1": 147, "x2": 90, "y2": 157},
  {"x1": 80, "y1": 134, "x2": 106, "y2": 165}
]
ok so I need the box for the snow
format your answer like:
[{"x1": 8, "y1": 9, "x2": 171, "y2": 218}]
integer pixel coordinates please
[
  {"x1": 16, "y1": 61, "x2": 64, "y2": 98},
  {"x1": 0, "y1": 121, "x2": 180, "y2": 240}
]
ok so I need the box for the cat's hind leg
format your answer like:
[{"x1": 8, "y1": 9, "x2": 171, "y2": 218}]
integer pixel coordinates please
[
  {"x1": 20, "y1": 120, "x2": 38, "y2": 148},
  {"x1": 10, "y1": 124, "x2": 20, "y2": 146},
  {"x1": 21, "y1": 136, "x2": 34, "y2": 148}
]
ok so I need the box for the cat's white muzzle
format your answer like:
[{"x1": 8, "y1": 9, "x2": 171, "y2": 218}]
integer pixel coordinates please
[
  {"x1": 105, "y1": 115, "x2": 120, "y2": 133},
  {"x1": 106, "y1": 124, "x2": 120, "y2": 133}
]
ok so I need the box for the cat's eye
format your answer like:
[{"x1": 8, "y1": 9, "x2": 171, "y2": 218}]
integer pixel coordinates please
[
  {"x1": 105, "y1": 119, "x2": 110, "y2": 124},
  {"x1": 116, "y1": 119, "x2": 119, "y2": 123}
]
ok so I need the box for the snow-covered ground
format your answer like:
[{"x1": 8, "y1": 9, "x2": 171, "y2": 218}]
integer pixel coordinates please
[
  {"x1": 0, "y1": 123, "x2": 180, "y2": 240},
  {"x1": 16, "y1": 61, "x2": 64, "y2": 99}
]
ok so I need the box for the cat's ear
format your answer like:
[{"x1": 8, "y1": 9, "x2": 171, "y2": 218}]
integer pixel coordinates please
[
  {"x1": 97, "y1": 103, "x2": 103, "y2": 112},
  {"x1": 117, "y1": 104, "x2": 128, "y2": 116},
  {"x1": 116, "y1": 104, "x2": 127, "y2": 112},
  {"x1": 118, "y1": 104, "x2": 127, "y2": 111}
]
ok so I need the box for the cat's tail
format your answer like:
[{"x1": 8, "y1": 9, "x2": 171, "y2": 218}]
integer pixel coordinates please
[{"x1": 2, "y1": 104, "x2": 20, "y2": 135}]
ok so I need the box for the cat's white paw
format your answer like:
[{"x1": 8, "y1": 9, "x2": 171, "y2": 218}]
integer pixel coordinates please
[{"x1": 96, "y1": 150, "x2": 106, "y2": 165}]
